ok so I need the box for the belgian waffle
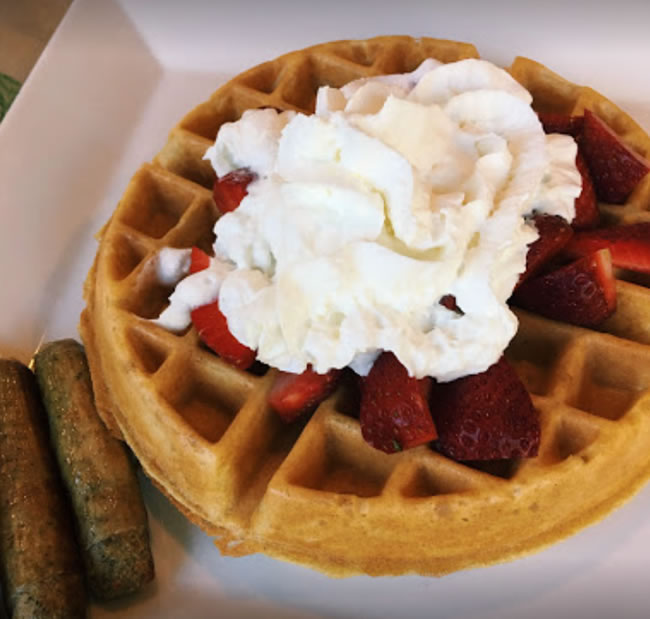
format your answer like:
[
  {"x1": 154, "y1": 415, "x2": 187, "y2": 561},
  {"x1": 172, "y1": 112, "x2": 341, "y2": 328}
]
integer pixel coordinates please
[{"x1": 80, "y1": 36, "x2": 650, "y2": 576}]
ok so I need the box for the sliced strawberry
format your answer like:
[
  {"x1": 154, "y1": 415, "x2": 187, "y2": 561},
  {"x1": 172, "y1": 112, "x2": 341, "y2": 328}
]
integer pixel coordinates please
[
  {"x1": 190, "y1": 246, "x2": 211, "y2": 273},
  {"x1": 360, "y1": 352, "x2": 437, "y2": 454},
  {"x1": 565, "y1": 223, "x2": 650, "y2": 274},
  {"x1": 511, "y1": 249, "x2": 616, "y2": 327},
  {"x1": 518, "y1": 214, "x2": 573, "y2": 286},
  {"x1": 191, "y1": 303, "x2": 256, "y2": 369},
  {"x1": 579, "y1": 110, "x2": 650, "y2": 204},
  {"x1": 537, "y1": 111, "x2": 584, "y2": 138},
  {"x1": 189, "y1": 246, "x2": 256, "y2": 369},
  {"x1": 536, "y1": 113, "x2": 599, "y2": 230},
  {"x1": 439, "y1": 294, "x2": 462, "y2": 314},
  {"x1": 572, "y1": 151, "x2": 599, "y2": 230},
  {"x1": 268, "y1": 367, "x2": 342, "y2": 423},
  {"x1": 430, "y1": 356, "x2": 539, "y2": 461},
  {"x1": 213, "y1": 168, "x2": 257, "y2": 213}
]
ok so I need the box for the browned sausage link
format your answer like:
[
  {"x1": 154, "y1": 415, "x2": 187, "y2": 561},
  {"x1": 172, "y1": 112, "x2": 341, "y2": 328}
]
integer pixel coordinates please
[
  {"x1": 33, "y1": 340, "x2": 154, "y2": 600},
  {"x1": 0, "y1": 359, "x2": 86, "y2": 618}
]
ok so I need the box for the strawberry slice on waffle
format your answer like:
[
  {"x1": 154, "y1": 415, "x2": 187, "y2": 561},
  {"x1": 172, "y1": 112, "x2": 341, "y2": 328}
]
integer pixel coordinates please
[
  {"x1": 189, "y1": 247, "x2": 256, "y2": 369},
  {"x1": 431, "y1": 356, "x2": 540, "y2": 461},
  {"x1": 565, "y1": 223, "x2": 650, "y2": 274},
  {"x1": 518, "y1": 214, "x2": 573, "y2": 286},
  {"x1": 537, "y1": 111, "x2": 599, "y2": 229},
  {"x1": 512, "y1": 249, "x2": 617, "y2": 327},
  {"x1": 213, "y1": 168, "x2": 257, "y2": 214},
  {"x1": 360, "y1": 352, "x2": 437, "y2": 454},
  {"x1": 269, "y1": 367, "x2": 342, "y2": 423},
  {"x1": 579, "y1": 110, "x2": 650, "y2": 204}
]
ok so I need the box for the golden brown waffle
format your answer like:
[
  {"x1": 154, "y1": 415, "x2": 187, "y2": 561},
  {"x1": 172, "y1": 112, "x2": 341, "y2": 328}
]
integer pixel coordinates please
[{"x1": 80, "y1": 36, "x2": 650, "y2": 576}]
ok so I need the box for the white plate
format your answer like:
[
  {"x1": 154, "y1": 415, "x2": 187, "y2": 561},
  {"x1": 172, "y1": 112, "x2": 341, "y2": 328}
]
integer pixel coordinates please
[{"x1": 2, "y1": 0, "x2": 650, "y2": 617}]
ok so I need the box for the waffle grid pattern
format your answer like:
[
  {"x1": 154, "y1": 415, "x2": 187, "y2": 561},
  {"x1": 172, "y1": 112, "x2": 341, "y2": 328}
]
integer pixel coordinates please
[{"x1": 81, "y1": 37, "x2": 650, "y2": 576}]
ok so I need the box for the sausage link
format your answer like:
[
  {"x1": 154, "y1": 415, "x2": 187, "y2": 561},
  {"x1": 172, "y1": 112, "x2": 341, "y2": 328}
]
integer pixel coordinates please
[
  {"x1": 34, "y1": 340, "x2": 154, "y2": 600},
  {"x1": 0, "y1": 359, "x2": 86, "y2": 618}
]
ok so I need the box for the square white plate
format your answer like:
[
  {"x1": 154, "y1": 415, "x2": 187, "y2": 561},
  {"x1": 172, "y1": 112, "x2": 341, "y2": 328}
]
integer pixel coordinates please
[{"x1": 1, "y1": 0, "x2": 650, "y2": 617}]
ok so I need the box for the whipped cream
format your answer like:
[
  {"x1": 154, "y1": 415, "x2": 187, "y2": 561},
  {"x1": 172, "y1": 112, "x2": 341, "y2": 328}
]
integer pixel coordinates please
[{"x1": 156, "y1": 58, "x2": 581, "y2": 381}]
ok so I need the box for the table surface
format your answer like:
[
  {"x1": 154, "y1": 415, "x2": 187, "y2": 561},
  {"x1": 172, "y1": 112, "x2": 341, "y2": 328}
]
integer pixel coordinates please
[{"x1": 0, "y1": 0, "x2": 72, "y2": 85}]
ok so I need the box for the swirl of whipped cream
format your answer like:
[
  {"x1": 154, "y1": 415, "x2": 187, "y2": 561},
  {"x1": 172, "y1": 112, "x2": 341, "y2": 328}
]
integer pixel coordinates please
[{"x1": 157, "y1": 58, "x2": 581, "y2": 381}]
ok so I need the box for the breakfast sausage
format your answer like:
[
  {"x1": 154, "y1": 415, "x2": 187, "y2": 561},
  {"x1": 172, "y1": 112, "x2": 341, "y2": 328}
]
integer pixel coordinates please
[
  {"x1": 0, "y1": 359, "x2": 86, "y2": 618},
  {"x1": 33, "y1": 340, "x2": 154, "y2": 600}
]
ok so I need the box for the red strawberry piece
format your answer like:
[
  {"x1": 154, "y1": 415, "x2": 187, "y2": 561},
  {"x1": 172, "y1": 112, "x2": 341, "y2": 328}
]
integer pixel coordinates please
[
  {"x1": 430, "y1": 356, "x2": 540, "y2": 461},
  {"x1": 565, "y1": 223, "x2": 650, "y2": 274},
  {"x1": 518, "y1": 214, "x2": 573, "y2": 286},
  {"x1": 268, "y1": 367, "x2": 342, "y2": 423},
  {"x1": 537, "y1": 111, "x2": 584, "y2": 138},
  {"x1": 191, "y1": 303, "x2": 256, "y2": 369},
  {"x1": 579, "y1": 110, "x2": 650, "y2": 204},
  {"x1": 439, "y1": 294, "x2": 462, "y2": 314},
  {"x1": 536, "y1": 113, "x2": 599, "y2": 230},
  {"x1": 189, "y1": 246, "x2": 256, "y2": 369},
  {"x1": 190, "y1": 246, "x2": 211, "y2": 273},
  {"x1": 511, "y1": 249, "x2": 616, "y2": 327},
  {"x1": 360, "y1": 352, "x2": 437, "y2": 454},
  {"x1": 572, "y1": 151, "x2": 599, "y2": 230},
  {"x1": 213, "y1": 167, "x2": 257, "y2": 213}
]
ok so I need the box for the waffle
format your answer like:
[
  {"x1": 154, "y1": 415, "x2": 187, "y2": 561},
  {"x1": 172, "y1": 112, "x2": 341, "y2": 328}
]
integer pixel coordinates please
[{"x1": 80, "y1": 36, "x2": 650, "y2": 576}]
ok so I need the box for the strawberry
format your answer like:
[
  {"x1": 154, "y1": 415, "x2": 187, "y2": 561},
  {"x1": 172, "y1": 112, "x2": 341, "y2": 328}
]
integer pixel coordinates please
[
  {"x1": 190, "y1": 245, "x2": 211, "y2": 273},
  {"x1": 565, "y1": 223, "x2": 650, "y2": 274},
  {"x1": 439, "y1": 294, "x2": 462, "y2": 314},
  {"x1": 189, "y1": 246, "x2": 256, "y2": 369},
  {"x1": 268, "y1": 367, "x2": 342, "y2": 423},
  {"x1": 430, "y1": 356, "x2": 540, "y2": 461},
  {"x1": 511, "y1": 249, "x2": 616, "y2": 327},
  {"x1": 579, "y1": 110, "x2": 650, "y2": 204},
  {"x1": 360, "y1": 352, "x2": 437, "y2": 454},
  {"x1": 191, "y1": 303, "x2": 256, "y2": 369},
  {"x1": 518, "y1": 214, "x2": 573, "y2": 286},
  {"x1": 572, "y1": 151, "x2": 599, "y2": 230},
  {"x1": 213, "y1": 168, "x2": 257, "y2": 213},
  {"x1": 537, "y1": 111, "x2": 584, "y2": 138},
  {"x1": 536, "y1": 113, "x2": 599, "y2": 230}
]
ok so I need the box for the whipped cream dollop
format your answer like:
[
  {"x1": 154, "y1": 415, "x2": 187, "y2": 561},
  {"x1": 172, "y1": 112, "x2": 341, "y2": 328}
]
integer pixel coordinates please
[{"x1": 156, "y1": 58, "x2": 581, "y2": 381}]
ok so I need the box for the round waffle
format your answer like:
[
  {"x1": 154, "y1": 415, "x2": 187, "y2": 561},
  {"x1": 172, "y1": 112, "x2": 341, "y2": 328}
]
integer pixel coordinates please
[{"x1": 80, "y1": 36, "x2": 650, "y2": 576}]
